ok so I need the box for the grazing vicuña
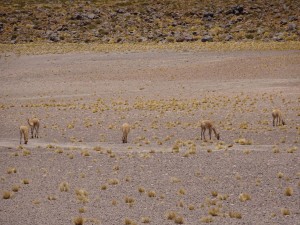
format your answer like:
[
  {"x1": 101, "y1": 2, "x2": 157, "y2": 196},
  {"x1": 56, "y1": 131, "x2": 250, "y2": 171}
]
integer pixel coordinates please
[
  {"x1": 19, "y1": 126, "x2": 29, "y2": 144},
  {"x1": 272, "y1": 109, "x2": 285, "y2": 126},
  {"x1": 122, "y1": 123, "x2": 130, "y2": 143},
  {"x1": 200, "y1": 120, "x2": 220, "y2": 141},
  {"x1": 28, "y1": 118, "x2": 40, "y2": 138}
]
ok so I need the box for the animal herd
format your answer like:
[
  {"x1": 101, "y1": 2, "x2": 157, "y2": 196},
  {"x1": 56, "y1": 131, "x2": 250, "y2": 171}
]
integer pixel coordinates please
[{"x1": 19, "y1": 109, "x2": 286, "y2": 145}]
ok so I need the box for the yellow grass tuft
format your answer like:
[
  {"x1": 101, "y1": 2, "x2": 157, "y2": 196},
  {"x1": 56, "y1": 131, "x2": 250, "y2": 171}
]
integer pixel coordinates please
[
  {"x1": 108, "y1": 179, "x2": 119, "y2": 185},
  {"x1": 138, "y1": 187, "x2": 145, "y2": 193},
  {"x1": 12, "y1": 185, "x2": 20, "y2": 192},
  {"x1": 166, "y1": 211, "x2": 176, "y2": 220},
  {"x1": 7, "y1": 167, "x2": 17, "y2": 174},
  {"x1": 148, "y1": 190, "x2": 156, "y2": 197},
  {"x1": 22, "y1": 179, "x2": 30, "y2": 184},
  {"x1": 208, "y1": 207, "x2": 220, "y2": 216},
  {"x1": 74, "y1": 217, "x2": 84, "y2": 225},
  {"x1": 239, "y1": 193, "x2": 251, "y2": 202},
  {"x1": 59, "y1": 182, "x2": 70, "y2": 192},
  {"x1": 141, "y1": 217, "x2": 151, "y2": 223},
  {"x1": 178, "y1": 188, "x2": 186, "y2": 195},
  {"x1": 281, "y1": 208, "x2": 290, "y2": 216},
  {"x1": 174, "y1": 216, "x2": 184, "y2": 224},
  {"x1": 229, "y1": 211, "x2": 242, "y2": 219},
  {"x1": 3, "y1": 191, "x2": 12, "y2": 199},
  {"x1": 200, "y1": 216, "x2": 213, "y2": 223},
  {"x1": 284, "y1": 187, "x2": 293, "y2": 196},
  {"x1": 75, "y1": 189, "x2": 89, "y2": 203}
]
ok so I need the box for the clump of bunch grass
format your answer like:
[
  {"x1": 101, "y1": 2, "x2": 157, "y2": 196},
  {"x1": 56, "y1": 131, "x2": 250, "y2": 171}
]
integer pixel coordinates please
[
  {"x1": 200, "y1": 216, "x2": 213, "y2": 223},
  {"x1": 74, "y1": 217, "x2": 84, "y2": 225},
  {"x1": 7, "y1": 167, "x2": 17, "y2": 174},
  {"x1": 281, "y1": 208, "x2": 290, "y2": 216},
  {"x1": 12, "y1": 185, "x2": 20, "y2": 192},
  {"x1": 3, "y1": 191, "x2": 12, "y2": 199},
  {"x1": 138, "y1": 186, "x2": 145, "y2": 193},
  {"x1": 125, "y1": 196, "x2": 135, "y2": 204},
  {"x1": 229, "y1": 211, "x2": 242, "y2": 219},
  {"x1": 284, "y1": 187, "x2": 293, "y2": 196},
  {"x1": 59, "y1": 182, "x2": 70, "y2": 192},
  {"x1": 22, "y1": 179, "x2": 30, "y2": 184},
  {"x1": 174, "y1": 216, "x2": 184, "y2": 224},
  {"x1": 124, "y1": 218, "x2": 137, "y2": 225},
  {"x1": 239, "y1": 193, "x2": 251, "y2": 202},
  {"x1": 166, "y1": 211, "x2": 176, "y2": 220},
  {"x1": 75, "y1": 189, "x2": 89, "y2": 203},
  {"x1": 108, "y1": 178, "x2": 119, "y2": 185},
  {"x1": 148, "y1": 190, "x2": 156, "y2": 197},
  {"x1": 178, "y1": 188, "x2": 186, "y2": 195},
  {"x1": 141, "y1": 217, "x2": 150, "y2": 223},
  {"x1": 277, "y1": 172, "x2": 284, "y2": 178},
  {"x1": 208, "y1": 207, "x2": 220, "y2": 216}
]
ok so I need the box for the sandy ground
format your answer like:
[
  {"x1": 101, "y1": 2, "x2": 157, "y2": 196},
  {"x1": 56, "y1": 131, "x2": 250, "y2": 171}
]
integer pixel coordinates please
[{"x1": 0, "y1": 50, "x2": 299, "y2": 225}]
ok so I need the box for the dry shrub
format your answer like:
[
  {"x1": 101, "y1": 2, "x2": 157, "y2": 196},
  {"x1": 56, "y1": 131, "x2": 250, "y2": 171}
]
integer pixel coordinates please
[
  {"x1": 174, "y1": 216, "x2": 184, "y2": 224},
  {"x1": 229, "y1": 211, "x2": 242, "y2": 219},
  {"x1": 108, "y1": 179, "x2": 119, "y2": 185},
  {"x1": 7, "y1": 167, "x2": 17, "y2": 174},
  {"x1": 75, "y1": 189, "x2": 89, "y2": 203},
  {"x1": 3, "y1": 191, "x2": 12, "y2": 199},
  {"x1": 12, "y1": 185, "x2": 20, "y2": 192},
  {"x1": 239, "y1": 193, "x2": 251, "y2": 202},
  {"x1": 74, "y1": 217, "x2": 84, "y2": 225},
  {"x1": 284, "y1": 187, "x2": 293, "y2": 196},
  {"x1": 166, "y1": 211, "x2": 176, "y2": 220},
  {"x1": 208, "y1": 207, "x2": 220, "y2": 216},
  {"x1": 200, "y1": 216, "x2": 213, "y2": 223},
  {"x1": 148, "y1": 190, "x2": 156, "y2": 197},
  {"x1": 59, "y1": 182, "x2": 70, "y2": 192},
  {"x1": 141, "y1": 217, "x2": 150, "y2": 223},
  {"x1": 22, "y1": 179, "x2": 30, "y2": 184},
  {"x1": 281, "y1": 208, "x2": 290, "y2": 216}
]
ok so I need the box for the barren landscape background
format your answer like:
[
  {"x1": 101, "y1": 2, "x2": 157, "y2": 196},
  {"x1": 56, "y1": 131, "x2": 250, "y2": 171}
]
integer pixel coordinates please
[{"x1": 0, "y1": 49, "x2": 299, "y2": 225}]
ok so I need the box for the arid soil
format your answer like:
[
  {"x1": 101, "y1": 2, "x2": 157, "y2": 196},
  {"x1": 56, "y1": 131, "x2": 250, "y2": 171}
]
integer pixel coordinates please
[{"x1": 0, "y1": 50, "x2": 299, "y2": 225}]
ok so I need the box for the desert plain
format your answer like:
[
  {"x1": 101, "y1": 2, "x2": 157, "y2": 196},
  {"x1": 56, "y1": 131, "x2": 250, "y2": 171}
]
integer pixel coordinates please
[{"x1": 0, "y1": 49, "x2": 299, "y2": 225}]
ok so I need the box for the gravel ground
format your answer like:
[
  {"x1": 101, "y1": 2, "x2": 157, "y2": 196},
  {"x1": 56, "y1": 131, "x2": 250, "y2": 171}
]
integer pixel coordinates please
[{"x1": 0, "y1": 50, "x2": 299, "y2": 225}]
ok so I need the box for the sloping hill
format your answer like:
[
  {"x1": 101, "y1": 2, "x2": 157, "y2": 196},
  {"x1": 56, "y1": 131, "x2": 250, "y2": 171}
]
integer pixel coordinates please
[{"x1": 0, "y1": 0, "x2": 299, "y2": 44}]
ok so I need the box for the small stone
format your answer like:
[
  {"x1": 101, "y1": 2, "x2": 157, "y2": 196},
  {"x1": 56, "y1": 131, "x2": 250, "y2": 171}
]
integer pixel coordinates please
[{"x1": 201, "y1": 35, "x2": 213, "y2": 42}]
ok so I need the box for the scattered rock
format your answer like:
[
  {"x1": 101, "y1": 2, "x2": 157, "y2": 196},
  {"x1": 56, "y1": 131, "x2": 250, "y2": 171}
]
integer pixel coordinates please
[
  {"x1": 287, "y1": 23, "x2": 297, "y2": 31},
  {"x1": 226, "y1": 5, "x2": 244, "y2": 15},
  {"x1": 280, "y1": 19, "x2": 288, "y2": 25},
  {"x1": 203, "y1": 12, "x2": 214, "y2": 21},
  {"x1": 48, "y1": 32, "x2": 60, "y2": 42},
  {"x1": 201, "y1": 35, "x2": 213, "y2": 42},
  {"x1": 72, "y1": 13, "x2": 83, "y2": 20},
  {"x1": 87, "y1": 13, "x2": 96, "y2": 19},
  {"x1": 225, "y1": 34, "x2": 233, "y2": 41},
  {"x1": 273, "y1": 33, "x2": 284, "y2": 41},
  {"x1": 0, "y1": 23, "x2": 3, "y2": 33}
]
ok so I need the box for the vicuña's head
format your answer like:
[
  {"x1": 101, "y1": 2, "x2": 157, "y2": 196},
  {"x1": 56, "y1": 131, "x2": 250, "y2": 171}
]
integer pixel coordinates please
[{"x1": 216, "y1": 133, "x2": 220, "y2": 140}]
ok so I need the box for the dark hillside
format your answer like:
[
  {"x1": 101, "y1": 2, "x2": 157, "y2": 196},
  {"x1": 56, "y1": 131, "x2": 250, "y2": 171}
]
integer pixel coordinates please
[{"x1": 0, "y1": 0, "x2": 299, "y2": 43}]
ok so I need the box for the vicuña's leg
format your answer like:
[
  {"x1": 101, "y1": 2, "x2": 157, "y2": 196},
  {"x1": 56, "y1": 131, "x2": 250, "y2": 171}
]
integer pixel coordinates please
[
  {"x1": 209, "y1": 128, "x2": 212, "y2": 140},
  {"x1": 202, "y1": 128, "x2": 206, "y2": 141},
  {"x1": 20, "y1": 130, "x2": 22, "y2": 144}
]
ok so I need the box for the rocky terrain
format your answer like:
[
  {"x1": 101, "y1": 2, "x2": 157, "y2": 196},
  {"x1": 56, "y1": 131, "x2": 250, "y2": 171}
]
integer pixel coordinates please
[{"x1": 0, "y1": 0, "x2": 299, "y2": 44}]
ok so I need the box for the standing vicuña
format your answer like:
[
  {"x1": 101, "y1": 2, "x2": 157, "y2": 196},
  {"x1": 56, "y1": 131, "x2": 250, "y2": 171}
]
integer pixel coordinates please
[
  {"x1": 200, "y1": 120, "x2": 220, "y2": 141},
  {"x1": 122, "y1": 123, "x2": 130, "y2": 143},
  {"x1": 272, "y1": 109, "x2": 285, "y2": 126},
  {"x1": 20, "y1": 126, "x2": 29, "y2": 144},
  {"x1": 28, "y1": 118, "x2": 40, "y2": 138}
]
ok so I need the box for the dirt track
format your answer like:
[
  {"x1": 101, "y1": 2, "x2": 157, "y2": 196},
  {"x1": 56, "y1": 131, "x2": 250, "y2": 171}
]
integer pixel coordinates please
[{"x1": 0, "y1": 50, "x2": 299, "y2": 225}]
